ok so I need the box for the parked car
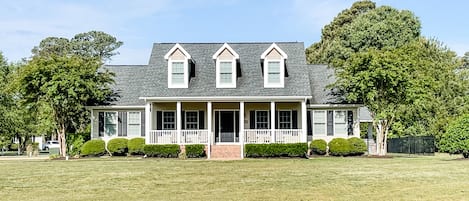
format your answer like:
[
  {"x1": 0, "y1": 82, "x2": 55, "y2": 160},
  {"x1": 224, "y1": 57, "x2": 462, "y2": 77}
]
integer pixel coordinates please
[{"x1": 42, "y1": 140, "x2": 60, "y2": 151}]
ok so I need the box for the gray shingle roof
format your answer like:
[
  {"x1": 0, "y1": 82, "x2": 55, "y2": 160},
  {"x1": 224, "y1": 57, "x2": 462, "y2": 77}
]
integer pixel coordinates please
[
  {"x1": 104, "y1": 65, "x2": 149, "y2": 106},
  {"x1": 142, "y1": 42, "x2": 312, "y2": 97},
  {"x1": 308, "y1": 64, "x2": 336, "y2": 104}
]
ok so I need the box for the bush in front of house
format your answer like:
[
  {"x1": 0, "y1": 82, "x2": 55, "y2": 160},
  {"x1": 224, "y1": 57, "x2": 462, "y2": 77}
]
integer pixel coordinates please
[
  {"x1": 310, "y1": 139, "x2": 327, "y2": 155},
  {"x1": 107, "y1": 138, "x2": 129, "y2": 156},
  {"x1": 348, "y1": 137, "x2": 367, "y2": 156},
  {"x1": 328, "y1": 138, "x2": 351, "y2": 156},
  {"x1": 128, "y1": 138, "x2": 145, "y2": 155},
  {"x1": 9, "y1": 143, "x2": 19, "y2": 151},
  {"x1": 245, "y1": 143, "x2": 308, "y2": 158},
  {"x1": 439, "y1": 114, "x2": 469, "y2": 158},
  {"x1": 185, "y1": 144, "x2": 206, "y2": 158},
  {"x1": 80, "y1": 139, "x2": 106, "y2": 157},
  {"x1": 144, "y1": 144, "x2": 180, "y2": 158}
]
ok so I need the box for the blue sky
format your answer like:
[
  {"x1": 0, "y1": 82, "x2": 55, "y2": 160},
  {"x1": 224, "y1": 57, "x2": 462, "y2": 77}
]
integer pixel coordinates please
[{"x1": 1, "y1": 0, "x2": 468, "y2": 65}]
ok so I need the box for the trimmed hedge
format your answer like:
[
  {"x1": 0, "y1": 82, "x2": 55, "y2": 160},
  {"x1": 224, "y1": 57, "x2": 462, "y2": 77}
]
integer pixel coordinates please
[
  {"x1": 185, "y1": 144, "x2": 206, "y2": 158},
  {"x1": 128, "y1": 138, "x2": 145, "y2": 155},
  {"x1": 310, "y1": 139, "x2": 327, "y2": 155},
  {"x1": 144, "y1": 144, "x2": 180, "y2": 158},
  {"x1": 107, "y1": 138, "x2": 128, "y2": 156},
  {"x1": 348, "y1": 137, "x2": 366, "y2": 156},
  {"x1": 80, "y1": 139, "x2": 106, "y2": 157},
  {"x1": 245, "y1": 143, "x2": 308, "y2": 158},
  {"x1": 328, "y1": 138, "x2": 351, "y2": 156}
]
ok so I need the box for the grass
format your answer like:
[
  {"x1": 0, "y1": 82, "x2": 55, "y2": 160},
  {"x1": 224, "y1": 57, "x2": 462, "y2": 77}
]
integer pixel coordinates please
[{"x1": 0, "y1": 154, "x2": 468, "y2": 201}]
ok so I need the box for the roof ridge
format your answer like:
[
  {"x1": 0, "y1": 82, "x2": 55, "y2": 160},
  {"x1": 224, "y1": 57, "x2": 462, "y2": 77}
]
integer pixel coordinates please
[{"x1": 153, "y1": 42, "x2": 304, "y2": 45}]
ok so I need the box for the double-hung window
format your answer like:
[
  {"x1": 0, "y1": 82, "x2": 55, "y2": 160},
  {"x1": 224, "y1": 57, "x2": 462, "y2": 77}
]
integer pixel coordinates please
[
  {"x1": 185, "y1": 111, "x2": 198, "y2": 129},
  {"x1": 127, "y1": 111, "x2": 141, "y2": 136},
  {"x1": 334, "y1": 111, "x2": 347, "y2": 135},
  {"x1": 163, "y1": 111, "x2": 176, "y2": 130},
  {"x1": 255, "y1": 111, "x2": 269, "y2": 129},
  {"x1": 267, "y1": 61, "x2": 281, "y2": 85},
  {"x1": 278, "y1": 111, "x2": 292, "y2": 129},
  {"x1": 219, "y1": 61, "x2": 233, "y2": 84},
  {"x1": 313, "y1": 111, "x2": 326, "y2": 135},
  {"x1": 171, "y1": 61, "x2": 185, "y2": 85},
  {"x1": 104, "y1": 112, "x2": 117, "y2": 136}
]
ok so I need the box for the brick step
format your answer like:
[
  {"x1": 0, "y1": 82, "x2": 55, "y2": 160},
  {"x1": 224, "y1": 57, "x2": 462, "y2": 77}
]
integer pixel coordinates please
[{"x1": 210, "y1": 145, "x2": 241, "y2": 159}]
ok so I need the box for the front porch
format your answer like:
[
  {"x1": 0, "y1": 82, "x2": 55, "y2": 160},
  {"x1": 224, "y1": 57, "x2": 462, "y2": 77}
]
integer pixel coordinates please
[{"x1": 144, "y1": 99, "x2": 308, "y2": 158}]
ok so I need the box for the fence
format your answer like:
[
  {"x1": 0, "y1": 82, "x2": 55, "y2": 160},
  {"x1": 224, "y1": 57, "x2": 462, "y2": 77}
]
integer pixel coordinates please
[{"x1": 387, "y1": 136, "x2": 435, "y2": 155}]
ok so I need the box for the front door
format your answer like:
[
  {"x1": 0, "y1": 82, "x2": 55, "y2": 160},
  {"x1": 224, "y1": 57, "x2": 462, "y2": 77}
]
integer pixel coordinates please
[{"x1": 215, "y1": 111, "x2": 239, "y2": 143}]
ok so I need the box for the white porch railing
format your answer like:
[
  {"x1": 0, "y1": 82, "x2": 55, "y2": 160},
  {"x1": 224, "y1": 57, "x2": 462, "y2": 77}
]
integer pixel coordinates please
[
  {"x1": 148, "y1": 130, "x2": 208, "y2": 144},
  {"x1": 181, "y1": 130, "x2": 208, "y2": 144},
  {"x1": 244, "y1": 129, "x2": 302, "y2": 144},
  {"x1": 244, "y1": 129, "x2": 273, "y2": 144},
  {"x1": 149, "y1": 130, "x2": 177, "y2": 144},
  {"x1": 274, "y1": 129, "x2": 302, "y2": 143}
]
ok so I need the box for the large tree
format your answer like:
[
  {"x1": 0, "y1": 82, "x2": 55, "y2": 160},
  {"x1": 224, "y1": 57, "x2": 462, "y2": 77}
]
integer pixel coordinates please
[{"x1": 13, "y1": 31, "x2": 121, "y2": 157}]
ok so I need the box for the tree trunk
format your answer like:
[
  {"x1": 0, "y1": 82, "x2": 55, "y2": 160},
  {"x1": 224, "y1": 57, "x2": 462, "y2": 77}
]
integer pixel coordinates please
[
  {"x1": 375, "y1": 120, "x2": 389, "y2": 156},
  {"x1": 57, "y1": 124, "x2": 67, "y2": 157}
]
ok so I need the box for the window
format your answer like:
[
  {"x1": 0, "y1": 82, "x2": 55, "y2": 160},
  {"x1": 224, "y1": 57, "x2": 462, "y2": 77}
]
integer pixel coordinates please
[
  {"x1": 255, "y1": 111, "x2": 269, "y2": 129},
  {"x1": 267, "y1": 61, "x2": 281, "y2": 84},
  {"x1": 219, "y1": 61, "x2": 233, "y2": 84},
  {"x1": 171, "y1": 61, "x2": 185, "y2": 85},
  {"x1": 313, "y1": 111, "x2": 326, "y2": 135},
  {"x1": 278, "y1": 111, "x2": 292, "y2": 129},
  {"x1": 163, "y1": 111, "x2": 176, "y2": 130},
  {"x1": 185, "y1": 111, "x2": 198, "y2": 129},
  {"x1": 334, "y1": 111, "x2": 347, "y2": 135},
  {"x1": 104, "y1": 112, "x2": 117, "y2": 136},
  {"x1": 127, "y1": 111, "x2": 141, "y2": 136}
]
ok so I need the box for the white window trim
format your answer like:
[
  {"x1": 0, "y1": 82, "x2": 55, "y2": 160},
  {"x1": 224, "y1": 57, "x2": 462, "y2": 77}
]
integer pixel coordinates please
[
  {"x1": 312, "y1": 110, "x2": 326, "y2": 136},
  {"x1": 255, "y1": 110, "x2": 270, "y2": 129},
  {"x1": 162, "y1": 110, "x2": 176, "y2": 130},
  {"x1": 127, "y1": 111, "x2": 141, "y2": 137},
  {"x1": 215, "y1": 59, "x2": 236, "y2": 88},
  {"x1": 104, "y1": 111, "x2": 118, "y2": 136},
  {"x1": 263, "y1": 59, "x2": 285, "y2": 88},
  {"x1": 185, "y1": 110, "x2": 199, "y2": 129},
  {"x1": 278, "y1": 110, "x2": 292, "y2": 129},
  {"x1": 168, "y1": 59, "x2": 189, "y2": 88}
]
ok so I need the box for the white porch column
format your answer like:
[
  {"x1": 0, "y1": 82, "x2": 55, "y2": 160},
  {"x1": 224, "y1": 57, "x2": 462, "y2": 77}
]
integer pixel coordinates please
[
  {"x1": 176, "y1": 101, "x2": 182, "y2": 144},
  {"x1": 270, "y1": 101, "x2": 275, "y2": 143},
  {"x1": 240, "y1": 101, "x2": 245, "y2": 158},
  {"x1": 145, "y1": 102, "x2": 151, "y2": 144},
  {"x1": 301, "y1": 100, "x2": 307, "y2": 142},
  {"x1": 207, "y1": 101, "x2": 212, "y2": 159}
]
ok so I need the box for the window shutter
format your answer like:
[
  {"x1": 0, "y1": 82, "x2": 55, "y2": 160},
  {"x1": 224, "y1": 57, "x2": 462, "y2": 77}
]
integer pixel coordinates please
[
  {"x1": 118, "y1": 112, "x2": 123, "y2": 136},
  {"x1": 199, "y1": 111, "x2": 205, "y2": 129},
  {"x1": 275, "y1": 111, "x2": 279, "y2": 129},
  {"x1": 347, "y1": 111, "x2": 354, "y2": 136},
  {"x1": 98, "y1": 112, "x2": 104, "y2": 137},
  {"x1": 215, "y1": 111, "x2": 220, "y2": 140},
  {"x1": 141, "y1": 111, "x2": 145, "y2": 137},
  {"x1": 181, "y1": 111, "x2": 185, "y2": 129},
  {"x1": 327, "y1": 111, "x2": 333, "y2": 136},
  {"x1": 268, "y1": 111, "x2": 271, "y2": 129},
  {"x1": 307, "y1": 111, "x2": 312, "y2": 136},
  {"x1": 292, "y1": 110, "x2": 298, "y2": 129},
  {"x1": 121, "y1": 112, "x2": 127, "y2": 137},
  {"x1": 235, "y1": 111, "x2": 239, "y2": 138},
  {"x1": 250, "y1": 111, "x2": 255, "y2": 129},
  {"x1": 156, "y1": 111, "x2": 162, "y2": 130}
]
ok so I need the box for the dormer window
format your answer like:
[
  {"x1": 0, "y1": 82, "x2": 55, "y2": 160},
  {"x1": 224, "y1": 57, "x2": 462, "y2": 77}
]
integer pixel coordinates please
[
  {"x1": 261, "y1": 43, "x2": 288, "y2": 88},
  {"x1": 164, "y1": 43, "x2": 191, "y2": 88},
  {"x1": 213, "y1": 43, "x2": 239, "y2": 88}
]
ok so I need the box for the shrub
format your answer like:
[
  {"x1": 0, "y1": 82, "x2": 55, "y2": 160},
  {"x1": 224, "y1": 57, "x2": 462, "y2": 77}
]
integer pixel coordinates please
[
  {"x1": 144, "y1": 144, "x2": 180, "y2": 158},
  {"x1": 66, "y1": 132, "x2": 88, "y2": 156},
  {"x1": 107, "y1": 138, "x2": 129, "y2": 156},
  {"x1": 439, "y1": 114, "x2": 469, "y2": 158},
  {"x1": 310, "y1": 139, "x2": 327, "y2": 155},
  {"x1": 128, "y1": 138, "x2": 145, "y2": 155},
  {"x1": 245, "y1": 143, "x2": 308, "y2": 158},
  {"x1": 185, "y1": 144, "x2": 206, "y2": 158},
  {"x1": 328, "y1": 138, "x2": 351, "y2": 156},
  {"x1": 9, "y1": 143, "x2": 19, "y2": 151},
  {"x1": 80, "y1": 139, "x2": 106, "y2": 157},
  {"x1": 348, "y1": 137, "x2": 367, "y2": 156}
]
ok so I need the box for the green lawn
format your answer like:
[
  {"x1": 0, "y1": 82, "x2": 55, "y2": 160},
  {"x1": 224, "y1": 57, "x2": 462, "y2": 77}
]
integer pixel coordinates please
[{"x1": 1, "y1": 154, "x2": 468, "y2": 201}]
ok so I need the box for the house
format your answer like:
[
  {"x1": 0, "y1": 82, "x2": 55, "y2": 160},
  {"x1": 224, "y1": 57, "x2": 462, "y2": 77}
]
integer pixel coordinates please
[{"x1": 88, "y1": 42, "x2": 362, "y2": 159}]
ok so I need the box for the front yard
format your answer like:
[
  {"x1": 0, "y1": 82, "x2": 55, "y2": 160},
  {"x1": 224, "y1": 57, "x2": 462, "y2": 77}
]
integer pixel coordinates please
[{"x1": 1, "y1": 154, "x2": 468, "y2": 201}]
